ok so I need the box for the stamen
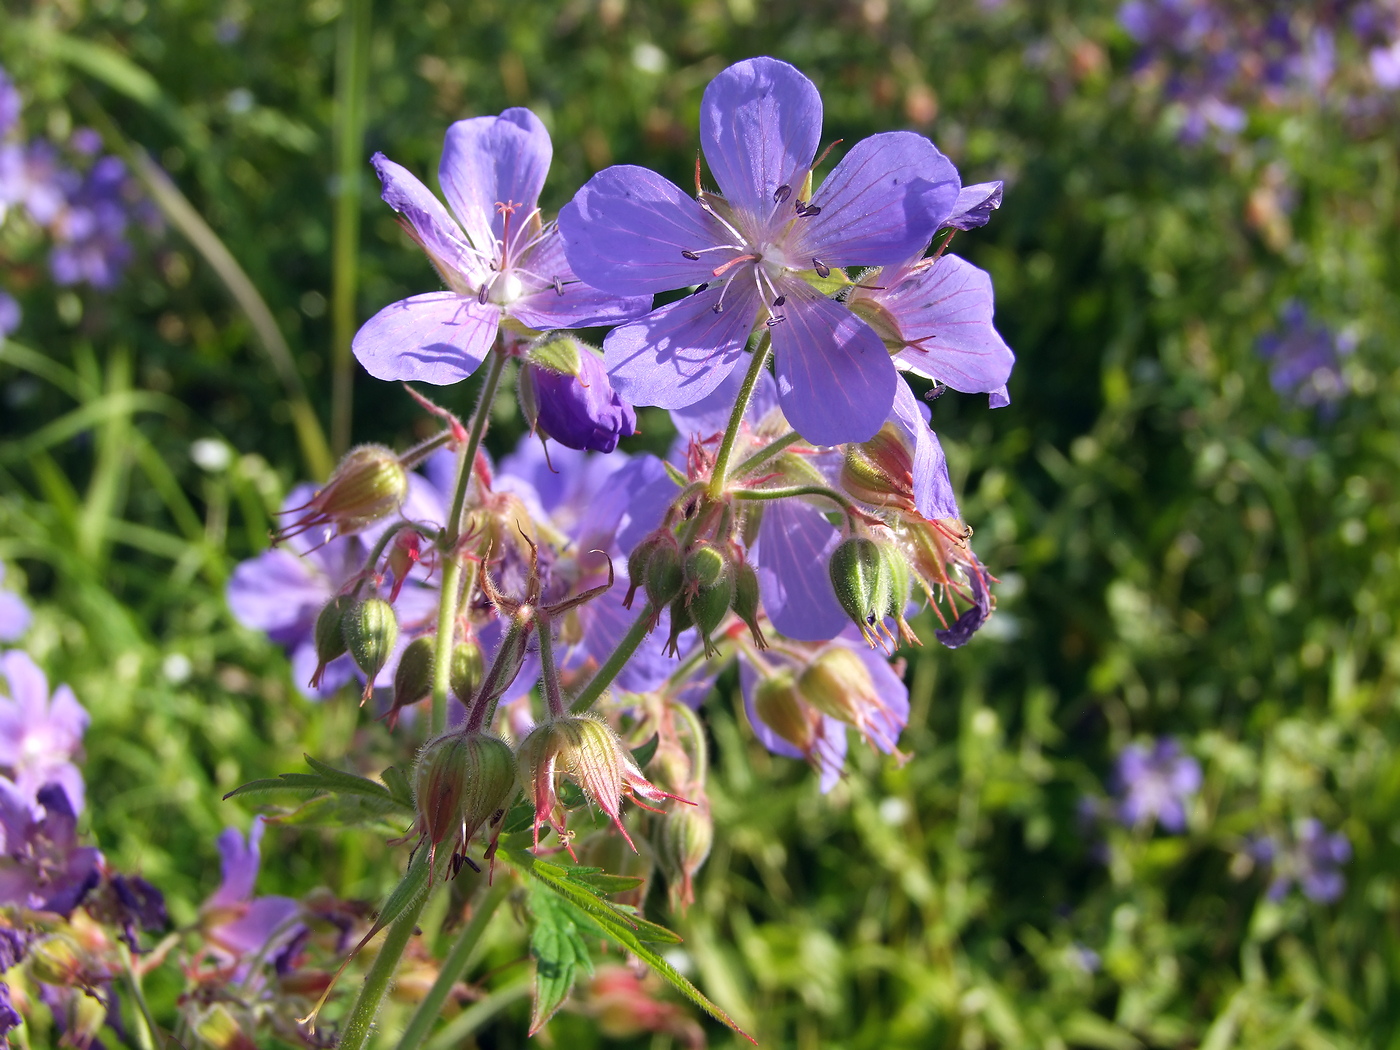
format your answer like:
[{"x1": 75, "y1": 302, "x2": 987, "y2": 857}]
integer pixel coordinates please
[
  {"x1": 813, "y1": 259, "x2": 831, "y2": 279},
  {"x1": 477, "y1": 283, "x2": 491, "y2": 305},
  {"x1": 765, "y1": 316, "x2": 786, "y2": 327},
  {"x1": 711, "y1": 253, "x2": 760, "y2": 278},
  {"x1": 773, "y1": 184, "x2": 792, "y2": 204},
  {"x1": 696, "y1": 195, "x2": 748, "y2": 244},
  {"x1": 772, "y1": 294, "x2": 786, "y2": 308},
  {"x1": 691, "y1": 282, "x2": 710, "y2": 295},
  {"x1": 794, "y1": 201, "x2": 822, "y2": 217},
  {"x1": 681, "y1": 250, "x2": 700, "y2": 260}
]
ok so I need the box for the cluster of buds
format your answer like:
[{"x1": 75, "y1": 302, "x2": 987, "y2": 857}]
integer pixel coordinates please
[
  {"x1": 627, "y1": 532, "x2": 764, "y2": 657},
  {"x1": 310, "y1": 594, "x2": 400, "y2": 702}
]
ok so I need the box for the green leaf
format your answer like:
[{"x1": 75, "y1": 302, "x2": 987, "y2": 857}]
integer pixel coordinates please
[
  {"x1": 527, "y1": 882, "x2": 593, "y2": 1035},
  {"x1": 572, "y1": 871, "x2": 647, "y2": 895},
  {"x1": 506, "y1": 849, "x2": 754, "y2": 1043},
  {"x1": 502, "y1": 799, "x2": 537, "y2": 835},
  {"x1": 222, "y1": 756, "x2": 414, "y2": 830},
  {"x1": 382, "y1": 764, "x2": 415, "y2": 809},
  {"x1": 630, "y1": 733, "x2": 660, "y2": 769}
]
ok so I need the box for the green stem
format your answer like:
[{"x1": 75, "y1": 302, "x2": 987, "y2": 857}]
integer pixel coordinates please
[
  {"x1": 337, "y1": 891, "x2": 431, "y2": 1050},
  {"x1": 731, "y1": 430, "x2": 801, "y2": 478},
  {"x1": 448, "y1": 348, "x2": 508, "y2": 543},
  {"x1": 395, "y1": 881, "x2": 511, "y2": 1050},
  {"x1": 398, "y1": 428, "x2": 455, "y2": 470},
  {"x1": 707, "y1": 335, "x2": 772, "y2": 499},
  {"x1": 732, "y1": 484, "x2": 860, "y2": 517},
  {"x1": 120, "y1": 949, "x2": 157, "y2": 1050},
  {"x1": 429, "y1": 556, "x2": 464, "y2": 736},
  {"x1": 670, "y1": 696, "x2": 709, "y2": 785},
  {"x1": 423, "y1": 983, "x2": 532, "y2": 1050},
  {"x1": 570, "y1": 602, "x2": 656, "y2": 713},
  {"x1": 330, "y1": 0, "x2": 372, "y2": 456},
  {"x1": 535, "y1": 613, "x2": 566, "y2": 719}
]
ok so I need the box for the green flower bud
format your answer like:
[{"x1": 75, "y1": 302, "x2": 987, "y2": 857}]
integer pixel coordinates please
[
  {"x1": 449, "y1": 641, "x2": 485, "y2": 706},
  {"x1": 275, "y1": 443, "x2": 408, "y2": 543},
  {"x1": 413, "y1": 731, "x2": 517, "y2": 876},
  {"x1": 731, "y1": 560, "x2": 767, "y2": 648},
  {"x1": 625, "y1": 533, "x2": 666, "y2": 609},
  {"x1": 828, "y1": 536, "x2": 893, "y2": 646},
  {"x1": 386, "y1": 635, "x2": 434, "y2": 728},
  {"x1": 309, "y1": 594, "x2": 353, "y2": 690},
  {"x1": 657, "y1": 794, "x2": 713, "y2": 910},
  {"x1": 684, "y1": 542, "x2": 726, "y2": 590},
  {"x1": 644, "y1": 536, "x2": 684, "y2": 609},
  {"x1": 689, "y1": 573, "x2": 734, "y2": 655},
  {"x1": 343, "y1": 597, "x2": 399, "y2": 702},
  {"x1": 664, "y1": 593, "x2": 693, "y2": 658},
  {"x1": 797, "y1": 645, "x2": 903, "y2": 753}
]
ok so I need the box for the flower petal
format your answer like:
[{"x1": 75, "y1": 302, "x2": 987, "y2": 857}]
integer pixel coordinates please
[
  {"x1": 789, "y1": 132, "x2": 959, "y2": 267},
  {"x1": 700, "y1": 57, "x2": 822, "y2": 224},
  {"x1": 371, "y1": 153, "x2": 483, "y2": 289},
  {"x1": 603, "y1": 283, "x2": 759, "y2": 410},
  {"x1": 944, "y1": 181, "x2": 1003, "y2": 231},
  {"x1": 559, "y1": 166, "x2": 720, "y2": 295},
  {"x1": 869, "y1": 255, "x2": 1014, "y2": 393},
  {"x1": 439, "y1": 108, "x2": 551, "y2": 252},
  {"x1": 770, "y1": 282, "x2": 895, "y2": 445},
  {"x1": 352, "y1": 292, "x2": 498, "y2": 385},
  {"x1": 668, "y1": 361, "x2": 779, "y2": 441},
  {"x1": 888, "y1": 380, "x2": 959, "y2": 520},
  {"x1": 753, "y1": 498, "x2": 849, "y2": 641},
  {"x1": 509, "y1": 228, "x2": 653, "y2": 329}
]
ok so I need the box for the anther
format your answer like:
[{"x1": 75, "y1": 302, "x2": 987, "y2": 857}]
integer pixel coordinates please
[
  {"x1": 477, "y1": 284, "x2": 491, "y2": 305},
  {"x1": 772, "y1": 294, "x2": 786, "y2": 308},
  {"x1": 692, "y1": 282, "x2": 710, "y2": 295},
  {"x1": 773, "y1": 184, "x2": 792, "y2": 204},
  {"x1": 794, "y1": 201, "x2": 821, "y2": 217},
  {"x1": 813, "y1": 259, "x2": 831, "y2": 279},
  {"x1": 765, "y1": 315, "x2": 786, "y2": 328},
  {"x1": 681, "y1": 249, "x2": 700, "y2": 260}
]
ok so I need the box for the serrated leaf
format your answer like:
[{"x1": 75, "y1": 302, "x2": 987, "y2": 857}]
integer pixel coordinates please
[
  {"x1": 303, "y1": 754, "x2": 395, "y2": 800},
  {"x1": 630, "y1": 733, "x2": 660, "y2": 769},
  {"x1": 382, "y1": 765, "x2": 414, "y2": 809},
  {"x1": 572, "y1": 871, "x2": 646, "y2": 895},
  {"x1": 505, "y1": 849, "x2": 753, "y2": 1043},
  {"x1": 527, "y1": 882, "x2": 593, "y2": 1034},
  {"x1": 502, "y1": 800, "x2": 537, "y2": 835},
  {"x1": 270, "y1": 792, "x2": 409, "y2": 832},
  {"x1": 222, "y1": 757, "x2": 414, "y2": 818}
]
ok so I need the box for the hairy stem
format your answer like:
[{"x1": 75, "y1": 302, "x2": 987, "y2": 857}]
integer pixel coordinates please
[
  {"x1": 707, "y1": 335, "x2": 772, "y2": 499},
  {"x1": 536, "y1": 613, "x2": 567, "y2": 719},
  {"x1": 337, "y1": 891, "x2": 430, "y2": 1050},
  {"x1": 429, "y1": 556, "x2": 464, "y2": 736},
  {"x1": 570, "y1": 601, "x2": 656, "y2": 713},
  {"x1": 732, "y1": 484, "x2": 861, "y2": 517},
  {"x1": 731, "y1": 430, "x2": 801, "y2": 478},
  {"x1": 395, "y1": 880, "x2": 511, "y2": 1050},
  {"x1": 448, "y1": 347, "x2": 508, "y2": 544}
]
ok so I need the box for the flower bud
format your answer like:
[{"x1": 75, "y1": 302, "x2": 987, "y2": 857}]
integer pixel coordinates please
[
  {"x1": 386, "y1": 635, "x2": 434, "y2": 728},
  {"x1": 663, "y1": 596, "x2": 693, "y2": 658},
  {"x1": 684, "y1": 542, "x2": 726, "y2": 591},
  {"x1": 753, "y1": 671, "x2": 823, "y2": 756},
  {"x1": 644, "y1": 536, "x2": 684, "y2": 609},
  {"x1": 521, "y1": 336, "x2": 637, "y2": 454},
  {"x1": 517, "y1": 715, "x2": 686, "y2": 857},
  {"x1": 828, "y1": 536, "x2": 893, "y2": 646},
  {"x1": 840, "y1": 423, "x2": 916, "y2": 512},
  {"x1": 731, "y1": 560, "x2": 767, "y2": 648},
  {"x1": 412, "y1": 731, "x2": 517, "y2": 875},
  {"x1": 798, "y1": 646, "x2": 901, "y2": 752},
  {"x1": 657, "y1": 794, "x2": 713, "y2": 910},
  {"x1": 624, "y1": 533, "x2": 665, "y2": 609},
  {"x1": 343, "y1": 597, "x2": 399, "y2": 702},
  {"x1": 309, "y1": 594, "x2": 353, "y2": 689},
  {"x1": 449, "y1": 641, "x2": 485, "y2": 706},
  {"x1": 274, "y1": 444, "x2": 407, "y2": 543},
  {"x1": 688, "y1": 572, "x2": 735, "y2": 656}
]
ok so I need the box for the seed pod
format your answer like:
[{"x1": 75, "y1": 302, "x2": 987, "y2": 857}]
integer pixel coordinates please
[
  {"x1": 689, "y1": 574, "x2": 735, "y2": 655},
  {"x1": 657, "y1": 794, "x2": 713, "y2": 910},
  {"x1": 309, "y1": 594, "x2": 354, "y2": 689},
  {"x1": 343, "y1": 597, "x2": 399, "y2": 702},
  {"x1": 449, "y1": 641, "x2": 485, "y2": 706},
  {"x1": 412, "y1": 731, "x2": 517, "y2": 877},
  {"x1": 840, "y1": 423, "x2": 915, "y2": 511},
  {"x1": 664, "y1": 594, "x2": 694, "y2": 658},
  {"x1": 387, "y1": 635, "x2": 434, "y2": 728},
  {"x1": 276, "y1": 444, "x2": 408, "y2": 544},
  {"x1": 752, "y1": 671, "x2": 821, "y2": 755},
  {"x1": 797, "y1": 645, "x2": 903, "y2": 754},
  {"x1": 644, "y1": 536, "x2": 684, "y2": 609},
  {"x1": 731, "y1": 560, "x2": 767, "y2": 648},
  {"x1": 684, "y1": 542, "x2": 726, "y2": 590},
  {"x1": 828, "y1": 536, "x2": 893, "y2": 646},
  {"x1": 624, "y1": 533, "x2": 665, "y2": 609}
]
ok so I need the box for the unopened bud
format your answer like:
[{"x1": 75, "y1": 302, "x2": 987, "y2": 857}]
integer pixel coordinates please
[
  {"x1": 309, "y1": 594, "x2": 353, "y2": 689},
  {"x1": 658, "y1": 794, "x2": 713, "y2": 910},
  {"x1": 275, "y1": 444, "x2": 407, "y2": 543},
  {"x1": 624, "y1": 533, "x2": 665, "y2": 609},
  {"x1": 798, "y1": 646, "x2": 904, "y2": 754},
  {"x1": 752, "y1": 671, "x2": 821, "y2": 755},
  {"x1": 343, "y1": 597, "x2": 398, "y2": 702},
  {"x1": 449, "y1": 641, "x2": 485, "y2": 706},
  {"x1": 684, "y1": 542, "x2": 726, "y2": 590},
  {"x1": 688, "y1": 573, "x2": 734, "y2": 656},
  {"x1": 663, "y1": 595, "x2": 693, "y2": 658},
  {"x1": 412, "y1": 731, "x2": 517, "y2": 874},
  {"x1": 841, "y1": 424, "x2": 916, "y2": 512},
  {"x1": 828, "y1": 536, "x2": 893, "y2": 647},
  {"x1": 644, "y1": 537, "x2": 684, "y2": 609},
  {"x1": 731, "y1": 560, "x2": 767, "y2": 648},
  {"x1": 383, "y1": 635, "x2": 434, "y2": 729}
]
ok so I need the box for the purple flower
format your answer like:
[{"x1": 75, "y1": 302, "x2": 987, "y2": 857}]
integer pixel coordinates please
[
  {"x1": 944, "y1": 181, "x2": 1004, "y2": 231},
  {"x1": 0, "y1": 66, "x2": 19, "y2": 138},
  {"x1": 0, "y1": 651, "x2": 89, "y2": 814},
  {"x1": 352, "y1": 109, "x2": 650, "y2": 385},
  {"x1": 0, "y1": 564, "x2": 31, "y2": 640},
  {"x1": 1114, "y1": 738, "x2": 1201, "y2": 832},
  {"x1": 1256, "y1": 301, "x2": 1352, "y2": 410},
  {"x1": 523, "y1": 346, "x2": 637, "y2": 453},
  {"x1": 848, "y1": 253, "x2": 1015, "y2": 398},
  {"x1": 559, "y1": 56, "x2": 960, "y2": 446},
  {"x1": 0, "y1": 977, "x2": 18, "y2": 1040},
  {"x1": 201, "y1": 817, "x2": 302, "y2": 967},
  {"x1": 0, "y1": 140, "x2": 72, "y2": 227},
  {"x1": 49, "y1": 155, "x2": 135, "y2": 290},
  {"x1": 934, "y1": 571, "x2": 991, "y2": 648},
  {"x1": 1257, "y1": 820, "x2": 1351, "y2": 904},
  {"x1": 0, "y1": 782, "x2": 102, "y2": 915}
]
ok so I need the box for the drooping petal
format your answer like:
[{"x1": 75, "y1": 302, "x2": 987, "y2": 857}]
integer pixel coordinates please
[
  {"x1": 528, "y1": 352, "x2": 637, "y2": 455},
  {"x1": 850, "y1": 641, "x2": 910, "y2": 755},
  {"x1": 226, "y1": 549, "x2": 328, "y2": 645},
  {"x1": 789, "y1": 132, "x2": 959, "y2": 267},
  {"x1": 699, "y1": 57, "x2": 822, "y2": 225},
  {"x1": 944, "y1": 181, "x2": 1003, "y2": 231},
  {"x1": 371, "y1": 153, "x2": 484, "y2": 290},
  {"x1": 752, "y1": 498, "x2": 849, "y2": 641},
  {"x1": 888, "y1": 380, "x2": 959, "y2": 520},
  {"x1": 989, "y1": 385, "x2": 1010, "y2": 409},
  {"x1": 559, "y1": 166, "x2": 722, "y2": 295},
  {"x1": 352, "y1": 292, "x2": 498, "y2": 385},
  {"x1": 603, "y1": 283, "x2": 760, "y2": 410},
  {"x1": 509, "y1": 229, "x2": 653, "y2": 330},
  {"x1": 871, "y1": 255, "x2": 1015, "y2": 393},
  {"x1": 770, "y1": 282, "x2": 895, "y2": 445},
  {"x1": 439, "y1": 108, "x2": 551, "y2": 252}
]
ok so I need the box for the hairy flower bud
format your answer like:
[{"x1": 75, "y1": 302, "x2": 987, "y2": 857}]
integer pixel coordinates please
[
  {"x1": 517, "y1": 716, "x2": 687, "y2": 858},
  {"x1": 841, "y1": 423, "x2": 916, "y2": 513},
  {"x1": 753, "y1": 671, "x2": 823, "y2": 757},
  {"x1": 309, "y1": 594, "x2": 353, "y2": 689},
  {"x1": 274, "y1": 444, "x2": 407, "y2": 543},
  {"x1": 412, "y1": 731, "x2": 517, "y2": 876},
  {"x1": 624, "y1": 533, "x2": 666, "y2": 609},
  {"x1": 731, "y1": 560, "x2": 767, "y2": 648},
  {"x1": 828, "y1": 536, "x2": 893, "y2": 646},
  {"x1": 449, "y1": 641, "x2": 485, "y2": 706},
  {"x1": 798, "y1": 646, "x2": 901, "y2": 753},
  {"x1": 343, "y1": 597, "x2": 398, "y2": 702},
  {"x1": 684, "y1": 542, "x2": 726, "y2": 591},
  {"x1": 644, "y1": 536, "x2": 684, "y2": 610},
  {"x1": 657, "y1": 794, "x2": 713, "y2": 910},
  {"x1": 520, "y1": 336, "x2": 637, "y2": 454},
  {"x1": 386, "y1": 635, "x2": 434, "y2": 728}
]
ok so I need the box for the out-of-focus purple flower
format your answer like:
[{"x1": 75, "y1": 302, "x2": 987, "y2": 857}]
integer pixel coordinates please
[
  {"x1": 0, "y1": 564, "x2": 30, "y2": 640},
  {"x1": 201, "y1": 817, "x2": 303, "y2": 968},
  {"x1": 560, "y1": 56, "x2": 960, "y2": 446},
  {"x1": 0, "y1": 290, "x2": 20, "y2": 339},
  {"x1": 104, "y1": 874, "x2": 169, "y2": 951},
  {"x1": 1256, "y1": 819, "x2": 1351, "y2": 903},
  {"x1": 49, "y1": 155, "x2": 135, "y2": 290},
  {"x1": 524, "y1": 347, "x2": 637, "y2": 454},
  {"x1": 0, "y1": 979, "x2": 19, "y2": 1041},
  {"x1": 1114, "y1": 738, "x2": 1201, "y2": 831},
  {"x1": 0, "y1": 782, "x2": 102, "y2": 915},
  {"x1": 352, "y1": 110, "x2": 650, "y2": 385},
  {"x1": 68, "y1": 128, "x2": 103, "y2": 156},
  {"x1": 1256, "y1": 301, "x2": 1352, "y2": 410},
  {"x1": 0, "y1": 651, "x2": 89, "y2": 813},
  {"x1": 848, "y1": 253, "x2": 1016, "y2": 399},
  {"x1": 0, "y1": 140, "x2": 73, "y2": 226},
  {"x1": 1372, "y1": 39, "x2": 1400, "y2": 88},
  {"x1": 0, "y1": 67, "x2": 20, "y2": 139}
]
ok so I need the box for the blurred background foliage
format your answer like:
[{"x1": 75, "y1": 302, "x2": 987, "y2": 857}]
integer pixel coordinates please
[{"x1": 3, "y1": 0, "x2": 1400, "y2": 1045}]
